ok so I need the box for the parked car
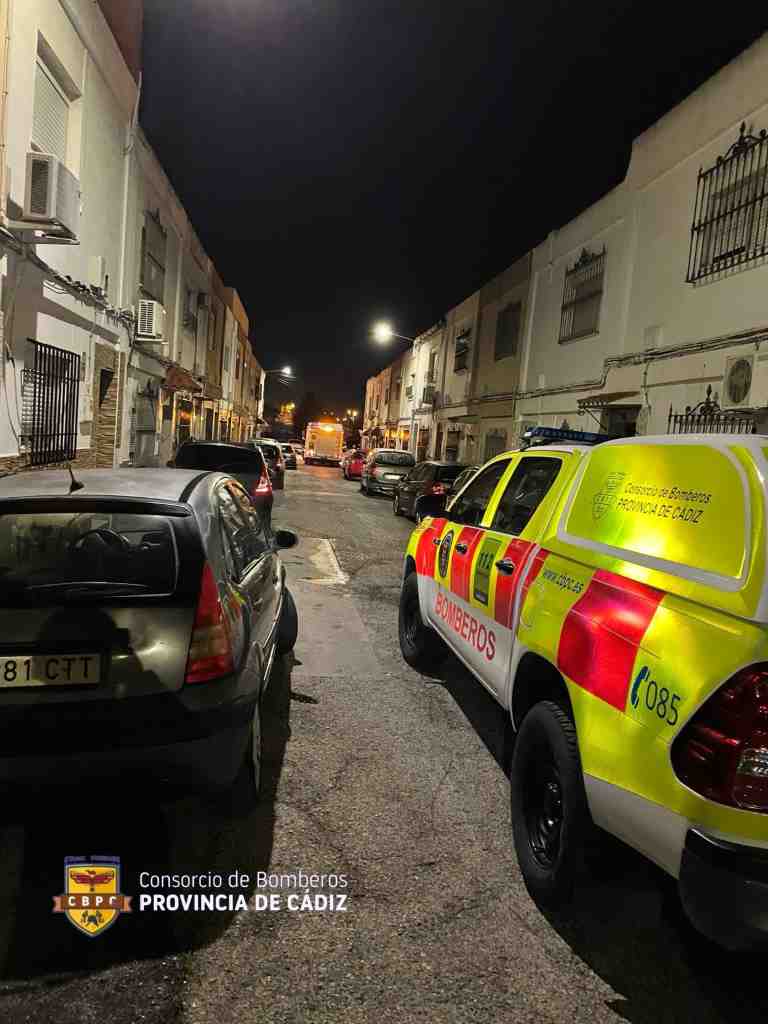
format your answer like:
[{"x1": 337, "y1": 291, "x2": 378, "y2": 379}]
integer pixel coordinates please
[
  {"x1": 360, "y1": 449, "x2": 416, "y2": 496},
  {"x1": 0, "y1": 468, "x2": 299, "y2": 809},
  {"x1": 412, "y1": 463, "x2": 479, "y2": 522},
  {"x1": 342, "y1": 449, "x2": 366, "y2": 480},
  {"x1": 171, "y1": 440, "x2": 273, "y2": 518},
  {"x1": 393, "y1": 461, "x2": 469, "y2": 521},
  {"x1": 248, "y1": 438, "x2": 286, "y2": 489},
  {"x1": 398, "y1": 425, "x2": 768, "y2": 950},
  {"x1": 281, "y1": 444, "x2": 298, "y2": 470}
]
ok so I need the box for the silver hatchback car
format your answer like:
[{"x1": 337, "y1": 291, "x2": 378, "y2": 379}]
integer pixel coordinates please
[{"x1": 0, "y1": 468, "x2": 298, "y2": 808}]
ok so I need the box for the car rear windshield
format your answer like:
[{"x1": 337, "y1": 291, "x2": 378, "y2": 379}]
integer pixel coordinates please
[
  {"x1": 175, "y1": 444, "x2": 263, "y2": 473},
  {"x1": 0, "y1": 511, "x2": 177, "y2": 604},
  {"x1": 435, "y1": 465, "x2": 467, "y2": 482},
  {"x1": 254, "y1": 442, "x2": 281, "y2": 460},
  {"x1": 375, "y1": 452, "x2": 415, "y2": 466}
]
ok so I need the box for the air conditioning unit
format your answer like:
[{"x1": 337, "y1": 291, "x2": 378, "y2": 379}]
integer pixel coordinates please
[
  {"x1": 136, "y1": 299, "x2": 166, "y2": 341},
  {"x1": 22, "y1": 152, "x2": 80, "y2": 238},
  {"x1": 723, "y1": 354, "x2": 754, "y2": 408}
]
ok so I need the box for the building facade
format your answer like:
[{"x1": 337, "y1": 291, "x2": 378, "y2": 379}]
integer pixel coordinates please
[
  {"x1": 516, "y1": 33, "x2": 768, "y2": 440},
  {"x1": 0, "y1": 0, "x2": 141, "y2": 474}
]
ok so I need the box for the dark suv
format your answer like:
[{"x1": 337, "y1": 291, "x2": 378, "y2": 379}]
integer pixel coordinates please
[
  {"x1": 0, "y1": 468, "x2": 299, "y2": 806},
  {"x1": 393, "y1": 461, "x2": 469, "y2": 520},
  {"x1": 171, "y1": 441, "x2": 273, "y2": 518}
]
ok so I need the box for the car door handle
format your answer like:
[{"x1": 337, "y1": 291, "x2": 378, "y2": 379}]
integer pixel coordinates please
[
  {"x1": 495, "y1": 558, "x2": 516, "y2": 574},
  {"x1": 455, "y1": 542, "x2": 469, "y2": 555}
]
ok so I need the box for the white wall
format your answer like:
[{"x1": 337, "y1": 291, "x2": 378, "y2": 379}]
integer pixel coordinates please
[{"x1": 0, "y1": 0, "x2": 137, "y2": 462}]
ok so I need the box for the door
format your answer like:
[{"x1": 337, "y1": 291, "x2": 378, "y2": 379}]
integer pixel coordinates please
[
  {"x1": 401, "y1": 463, "x2": 428, "y2": 513},
  {"x1": 428, "y1": 459, "x2": 512, "y2": 669},
  {"x1": 217, "y1": 482, "x2": 280, "y2": 679},
  {"x1": 462, "y1": 454, "x2": 565, "y2": 702}
]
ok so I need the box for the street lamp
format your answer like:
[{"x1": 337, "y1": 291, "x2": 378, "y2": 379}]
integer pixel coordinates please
[{"x1": 372, "y1": 321, "x2": 413, "y2": 344}]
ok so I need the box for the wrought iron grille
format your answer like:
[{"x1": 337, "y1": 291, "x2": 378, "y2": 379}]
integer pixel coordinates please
[
  {"x1": 687, "y1": 122, "x2": 768, "y2": 282},
  {"x1": 22, "y1": 340, "x2": 81, "y2": 466},
  {"x1": 667, "y1": 385, "x2": 755, "y2": 434},
  {"x1": 559, "y1": 248, "x2": 605, "y2": 342}
]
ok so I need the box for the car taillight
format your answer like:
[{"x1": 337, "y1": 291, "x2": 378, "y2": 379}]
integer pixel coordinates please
[
  {"x1": 251, "y1": 470, "x2": 272, "y2": 497},
  {"x1": 429, "y1": 483, "x2": 448, "y2": 495},
  {"x1": 185, "y1": 562, "x2": 235, "y2": 684},
  {"x1": 671, "y1": 664, "x2": 768, "y2": 812}
]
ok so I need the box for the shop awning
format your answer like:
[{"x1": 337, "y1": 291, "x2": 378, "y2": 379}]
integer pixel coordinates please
[
  {"x1": 577, "y1": 391, "x2": 639, "y2": 410},
  {"x1": 164, "y1": 365, "x2": 203, "y2": 393}
]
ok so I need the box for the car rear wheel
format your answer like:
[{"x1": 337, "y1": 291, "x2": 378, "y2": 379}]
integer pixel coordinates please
[
  {"x1": 398, "y1": 572, "x2": 444, "y2": 673},
  {"x1": 510, "y1": 700, "x2": 592, "y2": 907},
  {"x1": 277, "y1": 587, "x2": 298, "y2": 654}
]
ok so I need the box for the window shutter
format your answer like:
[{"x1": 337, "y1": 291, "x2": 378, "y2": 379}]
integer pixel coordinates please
[{"x1": 33, "y1": 61, "x2": 68, "y2": 163}]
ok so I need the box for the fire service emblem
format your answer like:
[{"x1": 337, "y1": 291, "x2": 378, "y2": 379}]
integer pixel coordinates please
[
  {"x1": 592, "y1": 472, "x2": 626, "y2": 521},
  {"x1": 53, "y1": 857, "x2": 132, "y2": 937}
]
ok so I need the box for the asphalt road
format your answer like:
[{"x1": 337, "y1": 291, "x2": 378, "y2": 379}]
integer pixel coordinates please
[{"x1": 0, "y1": 464, "x2": 765, "y2": 1023}]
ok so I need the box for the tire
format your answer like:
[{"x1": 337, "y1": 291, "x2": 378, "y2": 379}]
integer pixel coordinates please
[
  {"x1": 360, "y1": 478, "x2": 367, "y2": 494},
  {"x1": 393, "y1": 495, "x2": 403, "y2": 516},
  {"x1": 398, "y1": 572, "x2": 444, "y2": 673},
  {"x1": 276, "y1": 587, "x2": 298, "y2": 655},
  {"x1": 510, "y1": 700, "x2": 592, "y2": 907}
]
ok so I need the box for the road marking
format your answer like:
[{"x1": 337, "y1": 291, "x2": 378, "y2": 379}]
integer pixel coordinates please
[{"x1": 280, "y1": 537, "x2": 349, "y2": 585}]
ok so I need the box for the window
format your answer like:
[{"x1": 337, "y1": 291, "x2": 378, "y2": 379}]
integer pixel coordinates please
[
  {"x1": 444, "y1": 429, "x2": 460, "y2": 462},
  {"x1": 21, "y1": 341, "x2": 81, "y2": 466},
  {"x1": 559, "y1": 248, "x2": 605, "y2": 343},
  {"x1": 454, "y1": 327, "x2": 471, "y2": 372},
  {"x1": 688, "y1": 124, "x2": 768, "y2": 282},
  {"x1": 140, "y1": 213, "x2": 167, "y2": 303},
  {"x1": 495, "y1": 302, "x2": 521, "y2": 360},
  {"x1": 484, "y1": 431, "x2": 507, "y2": 461},
  {"x1": 223, "y1": 342, "x2": 231, "y2": 373},
  {"x1": 182, "y1": 287, "x2": 197, "y2": 332},
  {"x1": 0, "y1": 512, "x2": 177, "y2": 605},
  {"x1": 208, "y1": 306, "x2": 218, "y2": 352},
  {"x1": 32, "y1": 59, "x2": 68, "y2": 164},
  {"x1": 428, "y1": 349, "x2": 438, "y2": 382},
  {"x1": 490, "y1": 457, "x2": 562, "y2": 535},
  {"x1": 235, "y1": 353, "x2": 241, "y2": 380},
  {"x1": 217, "y1": 483, "x2": 268, "y2": 578},
  {"x1": 384, "y1": 386, "x2": 390, "y2": 406},
  {"x1": 449, "y1": 460, "x2": 509, "y2": 527},
  {"x1": 395, "y1": 378, "x2": 402, "y2": 401}
]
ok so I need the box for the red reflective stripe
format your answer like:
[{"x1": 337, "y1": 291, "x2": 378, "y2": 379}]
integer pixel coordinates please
[
  {"x1": 557, "y1": 570, "x2": 664, "y2": 711},
  {"x1": 450, "y1": 526, "x2": 484, "y2": 601},
  {"x1": 415, "y1": 518, "x2": 446, "y2": 576},
  {"x1": 493, "y1": 538, "x2": 534, "y2": 627}
]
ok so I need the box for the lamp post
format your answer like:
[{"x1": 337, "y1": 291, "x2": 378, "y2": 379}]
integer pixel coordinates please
[{"x1": 371, "y1": 321, "x2": 414, "y2": 345}]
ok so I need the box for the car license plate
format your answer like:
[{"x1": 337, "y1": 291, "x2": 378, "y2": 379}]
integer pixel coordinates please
[
  {"x1": 0, "y1": 654, "x2": 100, "y2": 687},
  {"x1": 385, "y1": 474, "x2": 401, "y2": 480}
]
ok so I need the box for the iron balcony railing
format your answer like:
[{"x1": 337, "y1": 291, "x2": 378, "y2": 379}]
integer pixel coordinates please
[
  {"x1": 687, "y1": 122, "x2": 768, "y2": 283},
  {"x1": 667, "y1": 386, "x2": 755, "y2": 435}
]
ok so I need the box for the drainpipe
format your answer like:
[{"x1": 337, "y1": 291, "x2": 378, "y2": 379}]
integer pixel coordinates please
[{"x1": 0, "y1": 0, "x2": 11, "y2": 232}]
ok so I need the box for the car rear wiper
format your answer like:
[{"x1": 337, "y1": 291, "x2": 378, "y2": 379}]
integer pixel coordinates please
[{"x1": 24, "y1": 582, "x2": 151, "y2": 595}]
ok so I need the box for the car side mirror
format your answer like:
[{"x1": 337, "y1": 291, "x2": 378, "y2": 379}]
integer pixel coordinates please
[{"x1": 274, "y1": 529, "x2": 298, "y2": 549}]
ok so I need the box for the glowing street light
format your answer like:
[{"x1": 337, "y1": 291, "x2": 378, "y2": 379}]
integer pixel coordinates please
[{"x1": 372, "y1": 321, "x2": 413, "y2": 345}]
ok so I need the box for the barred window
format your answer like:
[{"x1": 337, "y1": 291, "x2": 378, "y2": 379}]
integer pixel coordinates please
[
  {"x1": 21, "y1": 341, "x2": 81, "y2": 466},
  {"x1": 454, "y1": 327, "x2": 471, "y2": 372},
  {"x1": 559, "y1": 248, "x2": 605, "y2": 343},
  {"x1": 494, "y1": 302, "x2": 521, "y2": 360},
  {"x1": 688, "y1": 123, "x2": 768, "y2": 282}
]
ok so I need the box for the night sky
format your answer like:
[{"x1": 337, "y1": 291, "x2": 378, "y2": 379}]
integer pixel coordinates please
[{"x1": 141, "y1": 1, "x2": 767, "y2": 411}]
